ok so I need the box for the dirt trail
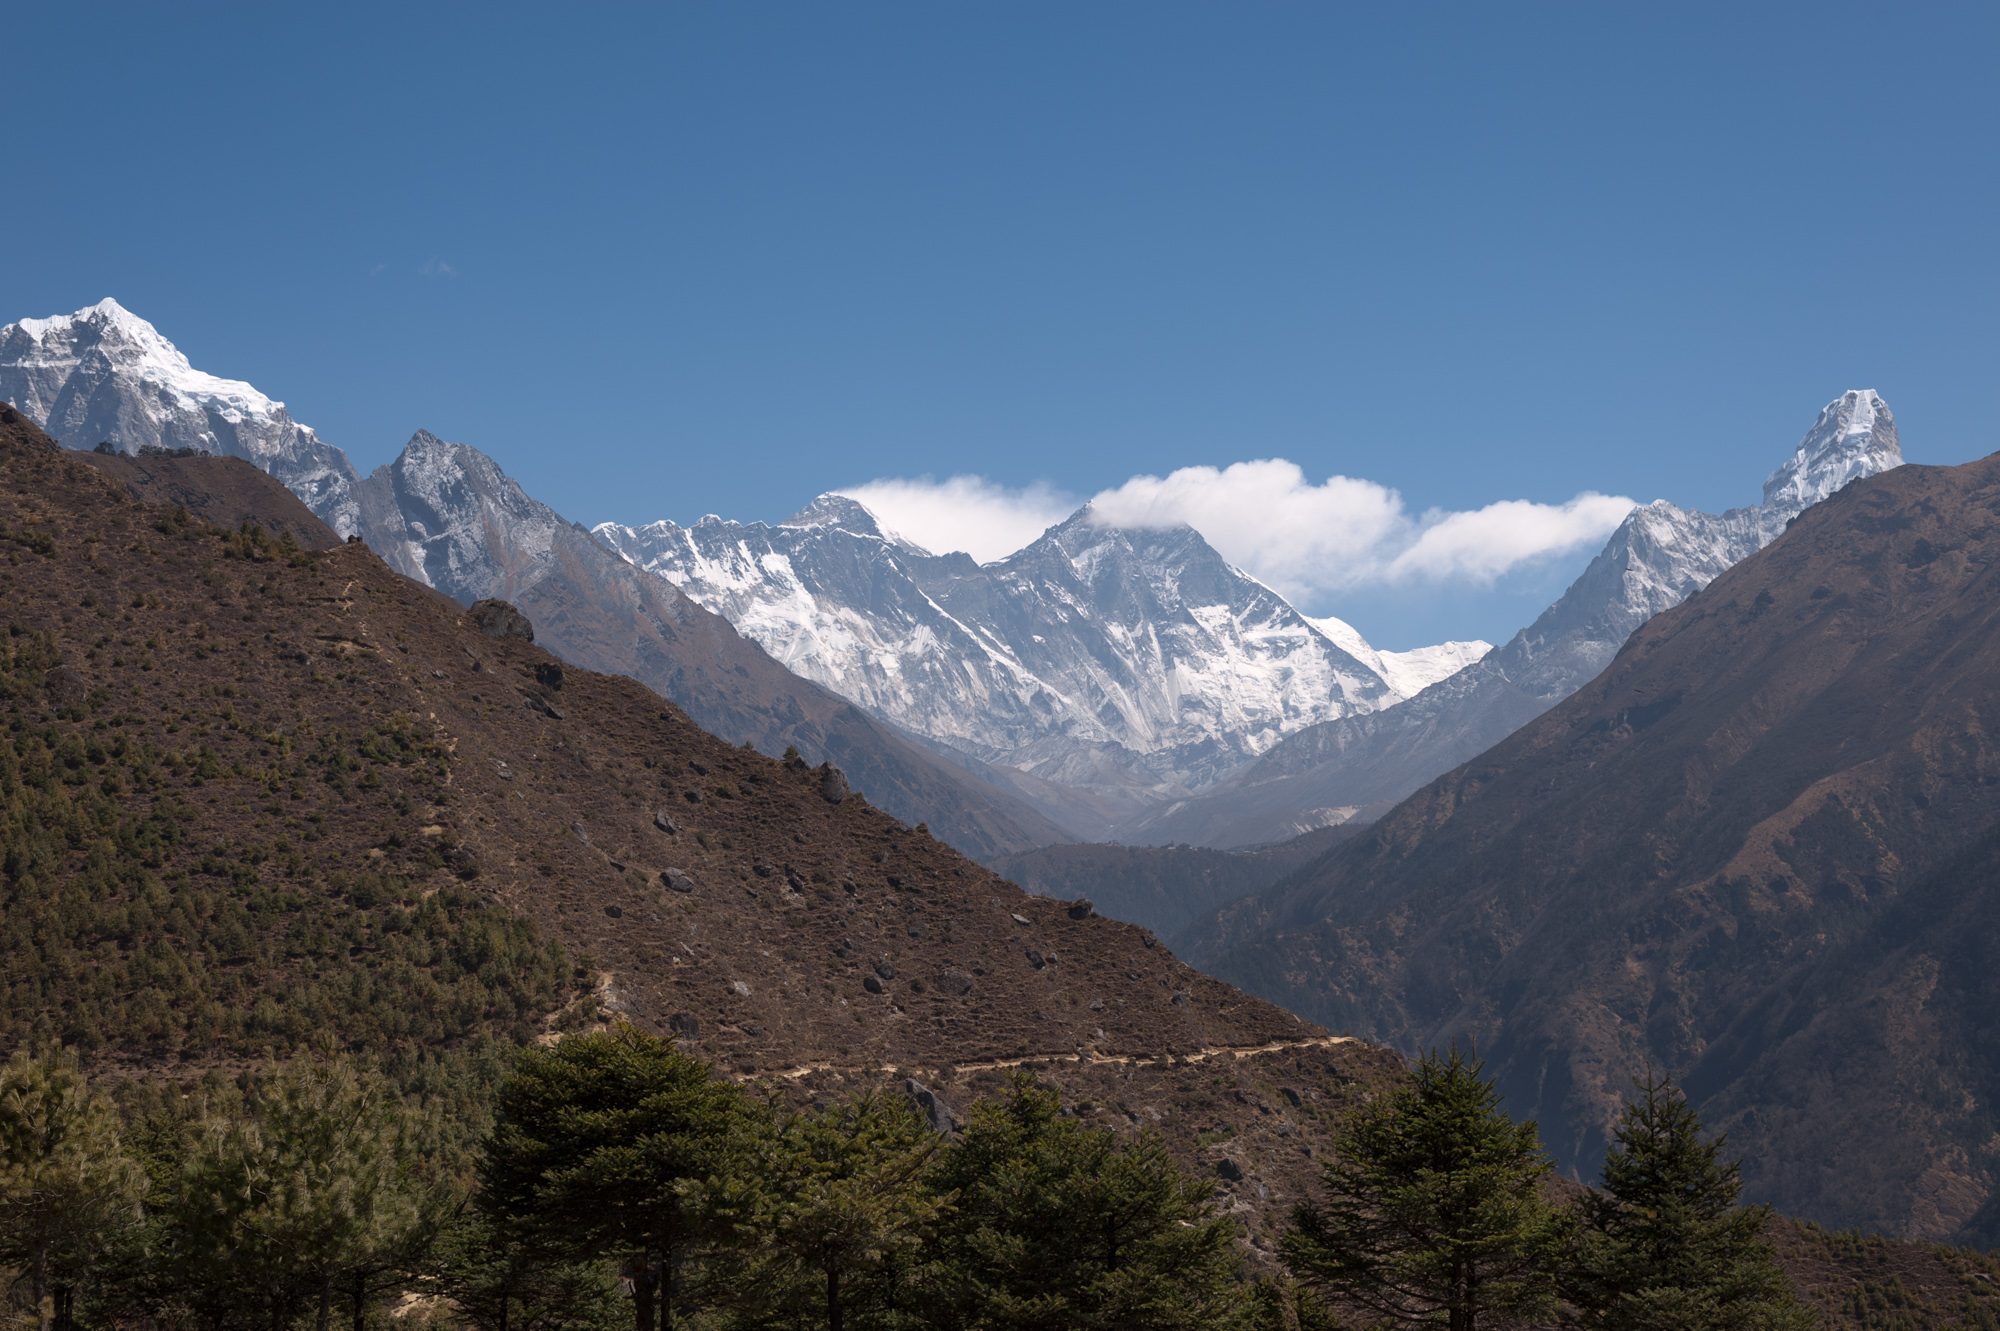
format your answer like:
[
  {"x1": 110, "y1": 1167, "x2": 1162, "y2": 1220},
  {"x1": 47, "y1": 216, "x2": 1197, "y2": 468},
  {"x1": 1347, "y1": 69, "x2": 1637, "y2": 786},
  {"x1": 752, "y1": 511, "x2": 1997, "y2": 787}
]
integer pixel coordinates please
[{"x1": 752, "y1": 1033, "x2": 1358, "y2": 1084}]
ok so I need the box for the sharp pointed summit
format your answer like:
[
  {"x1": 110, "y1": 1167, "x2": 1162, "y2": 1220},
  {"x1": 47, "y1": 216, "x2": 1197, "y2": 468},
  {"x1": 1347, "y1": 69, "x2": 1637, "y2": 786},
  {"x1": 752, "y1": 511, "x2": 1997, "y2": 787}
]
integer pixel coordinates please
[
  {"x1": 1762, "y1": 388, "x2": 1902, "y2": 510},
  {"x1": 0, "y1": 298, "x2": 363, "y2": 533},
  {"x1": 783, "y1": 492, "x2": 888, "y2": 536}
]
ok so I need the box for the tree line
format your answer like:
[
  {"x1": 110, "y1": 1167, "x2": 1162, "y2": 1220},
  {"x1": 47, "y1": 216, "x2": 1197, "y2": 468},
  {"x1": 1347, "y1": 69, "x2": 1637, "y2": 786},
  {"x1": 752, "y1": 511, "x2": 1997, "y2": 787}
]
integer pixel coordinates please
[{"x1": 0, "y1": 1030, "x2": 1813, "y2": 1330}]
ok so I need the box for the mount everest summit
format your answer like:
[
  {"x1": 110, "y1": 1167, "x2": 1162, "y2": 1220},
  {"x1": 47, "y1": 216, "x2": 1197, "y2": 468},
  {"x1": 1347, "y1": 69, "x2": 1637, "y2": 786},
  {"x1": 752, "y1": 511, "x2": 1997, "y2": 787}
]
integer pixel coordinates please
[{"x1": 0, "y1": 299, "x2": 1902, "y2": 852}]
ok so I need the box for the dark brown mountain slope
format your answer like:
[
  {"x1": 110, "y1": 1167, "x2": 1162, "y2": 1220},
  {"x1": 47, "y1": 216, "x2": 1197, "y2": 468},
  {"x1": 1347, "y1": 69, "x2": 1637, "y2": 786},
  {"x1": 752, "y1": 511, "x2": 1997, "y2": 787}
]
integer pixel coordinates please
[
  {"x1": 0, "y1": 405, "x2": 1400, "y2": 1236},
  {"x1": 79, "y1": 445, "x2": 343, "y2": 551},
  {"x1": 1192, "y1": 452, "x2": 2000, "y2": 1242}
]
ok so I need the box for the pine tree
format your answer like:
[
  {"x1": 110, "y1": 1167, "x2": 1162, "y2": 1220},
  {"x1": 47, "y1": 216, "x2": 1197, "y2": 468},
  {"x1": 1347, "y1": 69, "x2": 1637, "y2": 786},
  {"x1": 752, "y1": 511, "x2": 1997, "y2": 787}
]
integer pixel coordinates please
[
  {"x1": 479, "y1": 1024, "x2": 755, "y2": 1331},
  {"x1": 1282, "y1": 1047, "x2": 1568, "y2": 1331},
  {"x1": 0, "y1": 1047, "x2": 146, "y2": 1331},
  {"x1": 929, "y1": 1075, "x2": 1252, "y2": 1331},
  {"x1": 747, "y1": 1092, "x2": 947, "y2": 1330},
  {"x1": 165, "y1": 1058, "x2": 424, "y2": 1331},
  {"x1": 425, "y1": 1201, "x2": 627, "y2": 1331},
  {"x1": 1570, "y1": 1073, "x2": 1814, "y2": 1331}
]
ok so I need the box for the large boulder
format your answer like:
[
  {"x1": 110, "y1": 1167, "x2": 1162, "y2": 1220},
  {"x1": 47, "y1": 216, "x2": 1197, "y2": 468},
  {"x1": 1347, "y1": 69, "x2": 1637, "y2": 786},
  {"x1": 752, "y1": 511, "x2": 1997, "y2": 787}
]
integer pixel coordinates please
[{"x1": 469, "y1": 598, "x2": 534, "y2": 641}]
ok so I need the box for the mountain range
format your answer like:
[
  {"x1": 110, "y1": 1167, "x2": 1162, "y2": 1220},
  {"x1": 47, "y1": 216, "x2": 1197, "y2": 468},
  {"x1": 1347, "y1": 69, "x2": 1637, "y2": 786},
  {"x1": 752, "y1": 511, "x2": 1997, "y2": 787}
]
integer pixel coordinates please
[
  {"x1": 0, "y1": 300, "x2": 1902, "y2": 859},
  {"x1": 0, "y1": 299, "x2": 1068, "y2": 859},
  {"x1": 15, "y1": 391, "x2": 2000, "y2": 1325},
  {"x1": 12, "y1": 296, "x2": 2000, "y2": 1290},
  {"x1": 596, "y1": 498, "x2": 1485, "y2": 836},
  {"x1": 0, "y1": 402, "x2": 1403, "y2": 1245}
]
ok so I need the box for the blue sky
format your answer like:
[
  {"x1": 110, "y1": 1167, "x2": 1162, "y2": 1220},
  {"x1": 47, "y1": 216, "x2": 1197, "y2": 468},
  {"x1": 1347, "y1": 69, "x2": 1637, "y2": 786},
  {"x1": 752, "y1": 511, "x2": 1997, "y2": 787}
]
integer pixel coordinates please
[{"x1": 6, "y1": 2, "x2": 1995, "y2": 646}]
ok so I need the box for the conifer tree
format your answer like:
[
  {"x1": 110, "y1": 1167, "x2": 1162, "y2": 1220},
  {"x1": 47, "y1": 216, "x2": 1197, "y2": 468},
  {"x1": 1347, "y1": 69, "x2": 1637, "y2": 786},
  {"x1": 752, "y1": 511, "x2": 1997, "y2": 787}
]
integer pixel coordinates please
[
  {"x1": 1570, "y1": 1073, "x2": 1814, "y2": 1331},
  {"x1": 166, "y1": 1058, "x2": 424, "y2": 1331},
  {"x1": 1282, "y1": 1048, "x2": 1568, "y2": 1331},
  {"x1": 748, "y1": 1092, "x2": 947, "y2": 1331},
  {"x1": 929, "y1": 1075, "x2": 1251, "y2": 1331},
  {"x1": 0, "y1": 1047, "x2": 146, "y2": 1331},
  {"x1": 480, "y1": 1025, "x2": 755, "y2": 1331},
  {"x1": 426, "y1": 1201, "x2": 626, "y2": 1331}
]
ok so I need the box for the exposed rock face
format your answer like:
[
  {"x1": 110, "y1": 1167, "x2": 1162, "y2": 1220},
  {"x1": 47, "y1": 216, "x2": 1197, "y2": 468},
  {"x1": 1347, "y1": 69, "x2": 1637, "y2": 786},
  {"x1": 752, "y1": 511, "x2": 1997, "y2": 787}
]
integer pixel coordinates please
[
  {"x1": 469, "y1": 598, "x2": 534, "y2": 641},
  {"x1": 1135, "y1": 391, "x2": 1904, "y2": 846},
  {"x1": 1193, "y1": 449, "x2": 2000, "y2": 1241},
  {"x1": 903, "y1": 1078, "x2": 959, "y2": 1134}
]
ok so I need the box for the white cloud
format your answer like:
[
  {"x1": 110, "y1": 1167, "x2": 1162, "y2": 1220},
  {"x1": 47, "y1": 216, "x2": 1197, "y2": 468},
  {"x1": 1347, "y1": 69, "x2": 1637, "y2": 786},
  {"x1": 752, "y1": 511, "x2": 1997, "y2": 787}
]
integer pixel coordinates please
[
  {"x1": 838, "y1": 460, "x2": 1635, "y2": 603},
  {"x1": 837, "y1": 475, "x2": 1078, "y2": 563},
  {"x1": 419, "y1": 257, "x2": 459, "y2": 279},
  {"x1": 1386, "y1": 493, "x2": 1638, "y2": 583},
  {"x1": 1090, "y1": 460, "x2": 1410, "y2": 599}
]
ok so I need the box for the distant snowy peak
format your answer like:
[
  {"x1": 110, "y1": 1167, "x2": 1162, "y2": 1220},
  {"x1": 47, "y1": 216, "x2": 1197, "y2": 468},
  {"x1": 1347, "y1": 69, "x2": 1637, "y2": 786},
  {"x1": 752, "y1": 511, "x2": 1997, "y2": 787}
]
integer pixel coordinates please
[
  {"x1": 5, "y1": 298, "x2": 285, "y2": 419},
  {"x1": 1377, "y1": 640, "x2": 1496, "y2": 697},
  {"x1": 1305, "y1": 615, "x2": 1492, "y2": 700},
  {"x1": 784, "y1": 492, "x2": 891, "y2": 538},
  {"x1": 1762, "y1": 388, "x2": 1901, "y2": 511},
  {"x1": 0, "y1": 299, "x2": 362, "y2": 534},
  {"x1": 598, "y1": 495, "x2": 1406, "y2": 792}
]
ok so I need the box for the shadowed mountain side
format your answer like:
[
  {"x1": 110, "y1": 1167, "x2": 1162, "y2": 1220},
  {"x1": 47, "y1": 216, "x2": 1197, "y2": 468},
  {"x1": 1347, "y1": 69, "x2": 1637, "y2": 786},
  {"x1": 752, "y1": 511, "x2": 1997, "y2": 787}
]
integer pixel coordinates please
[
  {"x1": 1189, "y1": 452, "x2": 2000, "y2": 1241},
  {"x1": 994, "y1": 825, "x2": 1362, "y2": 939}
]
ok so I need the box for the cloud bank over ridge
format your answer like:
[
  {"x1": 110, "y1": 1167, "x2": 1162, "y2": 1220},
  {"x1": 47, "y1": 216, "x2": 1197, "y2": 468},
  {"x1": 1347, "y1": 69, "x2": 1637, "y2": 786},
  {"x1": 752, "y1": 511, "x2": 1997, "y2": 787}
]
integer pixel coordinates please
[{"x1": 839, "y1": 459, "x2": 1634, "y2": 607}]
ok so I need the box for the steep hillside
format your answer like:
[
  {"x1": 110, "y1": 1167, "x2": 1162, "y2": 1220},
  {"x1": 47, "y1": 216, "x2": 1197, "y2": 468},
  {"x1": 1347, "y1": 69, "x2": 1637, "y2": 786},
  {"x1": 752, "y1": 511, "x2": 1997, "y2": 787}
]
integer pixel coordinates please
[
  {"x1": 78, "y1": 444, "x2": 344, "y2": 551},
  {"x1": 0, "y1": 403, "x2": 1401, "y2": 1235},
  {"x1": 1137, "y1": 390, "x2": 1904, "y2": 846},
  {"x1": 1193, "y1": 450, "x2": 2000, "y2": 1241}
]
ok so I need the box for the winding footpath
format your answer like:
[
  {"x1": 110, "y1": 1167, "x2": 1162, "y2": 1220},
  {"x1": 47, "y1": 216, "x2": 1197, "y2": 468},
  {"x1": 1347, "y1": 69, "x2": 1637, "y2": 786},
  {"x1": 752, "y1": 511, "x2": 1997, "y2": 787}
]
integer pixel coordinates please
[{"x1": 754, "y1": 1033, "x2": 1358, "y2": 1083}]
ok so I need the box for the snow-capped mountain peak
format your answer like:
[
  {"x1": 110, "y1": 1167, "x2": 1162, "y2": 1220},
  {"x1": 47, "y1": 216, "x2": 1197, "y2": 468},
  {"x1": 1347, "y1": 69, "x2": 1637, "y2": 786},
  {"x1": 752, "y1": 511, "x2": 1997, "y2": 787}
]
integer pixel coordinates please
[
  {"x1": 784, "y1": 492, "x2": 891, "y2": 537},
  {"x1": 0, "y1": 299, "x2": 363, "y2": 533},
  {"x1": 1761, "y1": 388, "x2": 1901, "y2": 511},
  {"x1": 4, "y1": 297, "x2": 289, "y2": 422},
  {"x1": 596, "y1": 491, "x2": 1456, "y2": 816}
]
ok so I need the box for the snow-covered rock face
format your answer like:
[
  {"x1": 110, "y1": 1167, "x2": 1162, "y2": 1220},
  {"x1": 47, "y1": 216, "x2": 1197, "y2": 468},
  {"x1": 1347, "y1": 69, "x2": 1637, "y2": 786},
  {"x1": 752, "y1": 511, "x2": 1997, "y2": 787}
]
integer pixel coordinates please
[
  {"x1": 597, "y1": 501, "x2": 1431, "y2": 791},
  {"x1": 1305, "y1": 615, "x2": 1492, "y2": 698},
  {"x1": 1762, "y1": 389, "x2": 1900, "y2": 512},
  {"x1": 0, "y1": 300, "x2": 363, "y2": 534}
]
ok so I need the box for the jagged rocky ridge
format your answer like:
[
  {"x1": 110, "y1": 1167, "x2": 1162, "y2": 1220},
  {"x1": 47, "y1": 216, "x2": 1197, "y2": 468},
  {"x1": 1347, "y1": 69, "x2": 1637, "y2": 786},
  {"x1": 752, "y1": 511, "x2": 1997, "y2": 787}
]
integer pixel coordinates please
[
  {"x1": 0, "y1": 301, "x2": 1070, "y2": 859},
  {"x1": 1131, "y1": 391, "x2": 1904, "y2": 846}
]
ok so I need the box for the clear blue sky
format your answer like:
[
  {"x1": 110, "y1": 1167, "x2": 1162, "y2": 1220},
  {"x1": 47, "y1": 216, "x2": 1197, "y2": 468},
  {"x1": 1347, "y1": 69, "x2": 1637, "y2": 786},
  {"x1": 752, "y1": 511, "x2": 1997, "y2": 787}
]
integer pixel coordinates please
[{"x1": 7, "y1": 2, "x2": 1995, "y2": 646}]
